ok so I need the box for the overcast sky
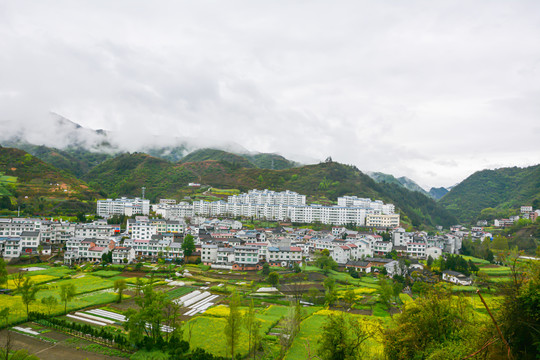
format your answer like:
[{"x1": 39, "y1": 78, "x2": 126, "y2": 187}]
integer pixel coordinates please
[{"x1": 1, "y1": 0, "x2": 539, "y2": 189}]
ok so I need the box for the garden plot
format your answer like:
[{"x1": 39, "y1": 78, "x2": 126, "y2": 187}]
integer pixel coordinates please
[
  {"x1": 174, "y1": 290, "x2": 220, "y2": 316},
  {"x1": 81, "y1": 309, "x2": 175, "y2": 333}
]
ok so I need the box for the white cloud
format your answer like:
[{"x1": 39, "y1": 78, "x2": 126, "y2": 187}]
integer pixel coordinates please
[{"x1": 1, "y1": 0, "x2": 539, "y2": 188}]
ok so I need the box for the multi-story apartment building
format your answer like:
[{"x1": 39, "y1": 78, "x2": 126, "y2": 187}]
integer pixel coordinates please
[
  {"x1": 97, "y1": 197, "x2": 150, "y2": 217},
  {"x1": 112, "y1": 247, "x2": 136, "y2": 264},
  {"x1": 365, "y1": 214, "x2": 400, "y2": 228},
  {"x1": 192, "y1": 189, "x2": 398, "y2": 226}
]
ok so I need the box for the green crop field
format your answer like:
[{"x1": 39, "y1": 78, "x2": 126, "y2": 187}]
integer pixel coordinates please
[
  {"x1": 461, "y1": 255, "x2": 490, "y2": 264},
  {"x1": 208, "y1": 188, "x2": 240, "y2": 195},
  {"x1": 165, "y1": 286, "x2": 196, "y2": 300},
  {"x1": 284, "y1": 310, "x2": 385, "y2": 360},
  {"x1": 92, "y1": 270, "x2": 123, "y2": 278},
  {"x1": 478, "y1": 266, "x2": 511, "y2": 275}
]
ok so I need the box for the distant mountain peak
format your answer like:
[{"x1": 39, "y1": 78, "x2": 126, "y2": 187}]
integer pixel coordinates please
[{"x1": 367, "y1": 171, "x2": 430, "y2": 197}]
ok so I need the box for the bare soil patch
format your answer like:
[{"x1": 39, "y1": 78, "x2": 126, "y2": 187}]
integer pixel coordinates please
[{"x1": 0, "y1": 330, "x2": 126, "y2": 360}]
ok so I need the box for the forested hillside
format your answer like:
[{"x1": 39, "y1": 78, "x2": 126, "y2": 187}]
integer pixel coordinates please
[
  {"x1": 0, "y1": 146, "x2": 98, "y2": 215},
  {"x1": 86, "y1": 154, "x2": 457, "y2": 227},
  {"x1": 440, "y1": 164, "x2": 540, "y2": 223}
]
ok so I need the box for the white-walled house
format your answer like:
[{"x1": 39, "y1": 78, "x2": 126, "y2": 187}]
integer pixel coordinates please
[
  {"x1": 426, "y1": 246, "x2": 442, "y2": 260},
  {"x1": 3, "y1": 237, "x2": 22, "y2": 258},
  {"x1": 373, "y1": 241, "x2": 393, "y2": 256},
  {"x1": 442, "y1": 270, "x2": 472, "y2": 286},
  {"x1": 201, "y1": 244, "x2": 218, "y2": 264},
  {"x1": 112, "y1": 247, "x2": 135, "y2": 264},
  {"x1": 19, "y1": 231, "x2": 41, "y2": 255}
]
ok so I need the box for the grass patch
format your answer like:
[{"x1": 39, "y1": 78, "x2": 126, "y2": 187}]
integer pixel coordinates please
[
  {"x1": 92, "y1": 270, "x2": 122, "y2": 278},
  {"x1": 478, "y1": 266, "x2": 511, "y2": 276},
  {"x1": 131, "y1": 350, "x2": 170, "y2": 360},
  {"x1": 461, "y1": 256, "x2": 490, "y2": 264},
  {"x1": 165, "y1": 286, "x2": 196, "y2": 300}
]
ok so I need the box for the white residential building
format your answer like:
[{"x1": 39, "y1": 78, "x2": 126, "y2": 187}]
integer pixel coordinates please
[
  {"x1": 112, "y1": 247, "x2": 136, "y2": 264},
  {"x1": 97, "y1": 197, "x2": 150, "y2": 217}
]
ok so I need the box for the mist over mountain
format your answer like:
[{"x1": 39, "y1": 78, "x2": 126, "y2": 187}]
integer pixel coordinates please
[{"x1": 0, "y1": 112, "x2": 305, "y2": 169}]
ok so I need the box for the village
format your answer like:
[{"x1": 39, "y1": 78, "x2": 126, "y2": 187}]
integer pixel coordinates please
[{"x1": 0, "y1": 189, "x2": 537, "y2": 359}]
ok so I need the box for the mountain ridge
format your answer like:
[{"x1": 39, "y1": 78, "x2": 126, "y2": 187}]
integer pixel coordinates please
[{"x1": 439, "y1": 164, "x2": 540, "y2": 223}]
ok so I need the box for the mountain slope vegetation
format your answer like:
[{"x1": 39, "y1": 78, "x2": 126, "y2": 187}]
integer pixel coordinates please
[
  {"x1": 87, "y1": 154, "x2": 457, "y2": 227},
  {"x1": 368, "y1": 171, "x2": 430, "y2": 197},
  {"x1": 2, "y1": 142, "x2": 113, "y2": 177},
  {"x1": 0, "y1": 146, "x2": 99, "y2": 214},
  {"x1": 429, "y1": 187, "x2": 449, "y2": 200},
  {"x1": 440, "y1": 164, "x2": 540, "y2": 223}
]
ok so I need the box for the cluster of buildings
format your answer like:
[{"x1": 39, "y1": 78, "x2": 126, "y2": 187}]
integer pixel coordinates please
[
  {"x1": 150, "y1": 190, "x2": 400, "y2": 227},
  {"x1": 1, "y1": 213, "x2": 459, "y2": 272},
  {"x1": 97, "y1": 197, "x2": 150, "y2": 217},
  {"x1": 490, "y1": 205, "x2": 539, "y2": 228}
]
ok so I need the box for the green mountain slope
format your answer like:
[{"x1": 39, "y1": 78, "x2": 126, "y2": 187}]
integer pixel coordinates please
[
  {"x1": 87, "y1": 154, "x2": 457, "y2": 227},
  {"x1": 180, "y1": 149, "x2": 255, "y2": 168},
  {"x1": 368, "y1": 172, "x2": 430, "y2": 197},
  {"x1": 244, "y1": 153, "x2": 299, "y2": 170},
  {"x1": 2, "y1": 142, "x2": 113, "y2": 177},
  {"x1": 440, "y1": 164, "x2": 540, "y2": 223},
  {"x1": 0, "y1": 146, "x2": 99, "y2": 214},
  {"x1": 429, "y1": 187, "x2": 449, "y2": 200},
  {"x1": 83, "y1": 153, "x2": 198, "y2": 200},
  {"x1": 180, "y1": 149, "x2": 298, "y2": 170}
]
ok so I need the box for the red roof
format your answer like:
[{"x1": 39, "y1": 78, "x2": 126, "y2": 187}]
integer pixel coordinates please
[
  {"x1": 88, "y1": 246, "x2": 105, "y2": 251},
  {"x1": 290, "y1": 246, "x2": 302, "y2": 252},
  {"x1": 340, "y1": 245, "x2": 350, "y2": 250}
]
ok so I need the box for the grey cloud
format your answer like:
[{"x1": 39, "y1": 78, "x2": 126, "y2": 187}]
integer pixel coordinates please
[{"x1": 1, "y1": 0, "x2": 540, "y2": 188}]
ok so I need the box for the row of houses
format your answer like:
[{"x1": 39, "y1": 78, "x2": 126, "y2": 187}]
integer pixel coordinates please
[
  {"x1": 64, "y1": 237, "x2": 136, "y2": 264},
  {"x1": 150, "y1": 190, "x2": 399, "y2": 227}
]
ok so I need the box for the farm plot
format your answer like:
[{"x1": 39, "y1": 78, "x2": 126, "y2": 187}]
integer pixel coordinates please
[
  {"x1": 284, "y1": 311, "x2": 385, "y2": 360},
  {"x1": 183, "y1": 304, "x2": 289, "y2": 358},
  {"x1": 173, "y1": 290, "x2": 221, "y2": 316},
  {"x1": 75, "y1": 308, "x2": 175, "y2": 333},
  {"x1": 478, "y1": 265, "x2": 511, "y2": 276}
]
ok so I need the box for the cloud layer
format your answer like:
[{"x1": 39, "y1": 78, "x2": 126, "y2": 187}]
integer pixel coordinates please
[{"x1": 1, "y1": 0, "x2": 539, "y2": 188}]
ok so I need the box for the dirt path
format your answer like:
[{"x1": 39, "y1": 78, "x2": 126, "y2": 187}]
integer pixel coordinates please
[{"x1": 0, "y1": 330, "x2": 127, "y2": 360}]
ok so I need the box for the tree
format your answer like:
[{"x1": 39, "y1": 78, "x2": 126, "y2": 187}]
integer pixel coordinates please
[
  {"x1": 498, "y1": 252, "x2": 540, "y2": 359},
  {"x1": 135, "y1": 277, "x2": 143, "y2": 297},
  {"x1": 261, "y1": 262, "x2": 270, "y2": 276},
  {"x1": 379, "y1": 278, "x2": 394, "y2": 310},
  {"x1": 224, "y1": 290, "x2": 242, "y2": 360},
  {"x1": 315, "y1": 250, "x2": 338, "y2": 273},
  {"x1": 124, "y1": 283, "x2": 173, "y2": 346},
  {"x1": 60, "y1": 283, "x2": 77, "y2": 313},
  {"x1": 12, "y1": 270, "x2": 26, "y2": 292},
  {"x1": 41, "y1": 295, "x2": 58, "y2": 316},
  {"x1": 114, "y1": 279, "x2": 127, "y2": 303},
  {"x1": 267, "y1": 272, "x2": 280, "y2": 287},
  {"x1": 280, "y1": 301, "x2": 303, "y2": 356},
  {"x1": 101, "y1": 251, "x2": 110, "y2": 263},
  {"x1": 0, "y1": 348, "x2": 40, "y2": 360},
  {"x1": 383, "y1": 285, "x2": 483, "y2": 359},
  {"x1": 0, "y1": 258, "x2": 7, "y2": 289},
  {"x1": 318, "y1": 312, "x2": 376, "y2": 360},
  {"x1": 20, "y1": 277, "x2": 40, "y2": 318},
  {"x1": 244, "y1": 299, "x2": 261, "y2": 360},
  {"x1": 491, "y1": 234, "x2": 509, "y2": 251},
  {"x1": 323, "y1": 277, "x2": 337, "y2": 306},
  {"x1": 343, "y1": 289, "x2": 357, "y2": 309},
  {"x1": 182, "y1": 234, "x2": 195, "y2": 258}
]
